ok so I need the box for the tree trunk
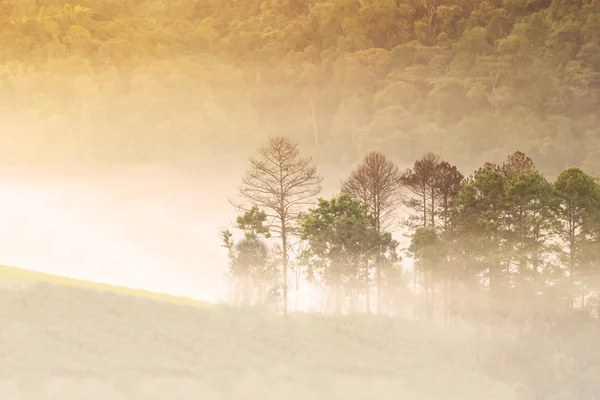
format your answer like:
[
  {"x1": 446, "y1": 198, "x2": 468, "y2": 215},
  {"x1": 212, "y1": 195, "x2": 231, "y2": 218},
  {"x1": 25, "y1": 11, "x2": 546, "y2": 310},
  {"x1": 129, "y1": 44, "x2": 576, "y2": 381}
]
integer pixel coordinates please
[
  {"x1": 423, "y1": 193, "x2": 427, "y2": 227},
  {"x1": 444, "y1": 271, "x2": 448, "y2": 325},
  {"x1": 259, "y1": 279, "x2": 266, "y2": 305},
  {"x1": 413, "y1": 260, "x2": 418, "y2": 318},
  {"x1": 431, "y1": 272, "x2": 435, "y2": 322},
  {"x1": 569, "y1": 218, "x2": 575, "y2": 311},
  {"x1": 424, "y1": 270, "x2": 430, "y2": 320},
  {"x1": 243, "y1": 274, "x2": 251, "y2": 307},
  {"x1": 430, "y1": 187, "x2": 435, "y2": 226},
  {"x1": 376, "y1": 250, "x2": 382, "y2": 314},
  {"x1": 335, "y1": 281, "x2": 343, "y2": 314},
  {"x1": 294, "y1": 264, "x2": 302, "y2": 312},
  {"x1": 365, "y1": 263, "x2": 371, "y2": 313},
  {"x1": 311, "y1": 100, "x2": 319, "y2": 147},
  {"x1": 449, "y1": 246, "x2": 455, "y2": 326},
  {"x1": 281, "y1": 221, "x2": 288, "y2": 314}
]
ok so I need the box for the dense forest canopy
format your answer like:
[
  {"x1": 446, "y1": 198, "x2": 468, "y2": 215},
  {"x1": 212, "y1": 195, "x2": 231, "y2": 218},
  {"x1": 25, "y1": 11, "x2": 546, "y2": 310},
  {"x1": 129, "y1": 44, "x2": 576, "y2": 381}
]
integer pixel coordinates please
[{"x1": 0, "y1": 0, "x2": 599, "y2": 177}]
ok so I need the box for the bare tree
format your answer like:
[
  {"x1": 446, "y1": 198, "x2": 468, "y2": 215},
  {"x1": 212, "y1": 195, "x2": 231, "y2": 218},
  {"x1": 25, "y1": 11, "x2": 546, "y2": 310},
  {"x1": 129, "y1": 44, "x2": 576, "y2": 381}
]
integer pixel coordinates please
[
  {"x1": 341, "y1": 151, "x2": 403, "y2": 314},
  {"x1": 235, "y1": 137, "x2": 322, "y2": 314}
]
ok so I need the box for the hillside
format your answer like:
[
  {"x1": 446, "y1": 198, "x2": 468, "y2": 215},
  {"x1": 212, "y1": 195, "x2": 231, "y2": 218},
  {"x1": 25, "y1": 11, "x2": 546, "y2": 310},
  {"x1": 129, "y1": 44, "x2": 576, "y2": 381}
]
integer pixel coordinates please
[
  {"x1": 0, "y1": 0, "x2": 598, "y2": 176},
  {"x1": 0, "y1": 273, "x2": 517, "y2": 400},
  {"x1": 0, "y1": 264, "x2": 209, "y2": 307}
]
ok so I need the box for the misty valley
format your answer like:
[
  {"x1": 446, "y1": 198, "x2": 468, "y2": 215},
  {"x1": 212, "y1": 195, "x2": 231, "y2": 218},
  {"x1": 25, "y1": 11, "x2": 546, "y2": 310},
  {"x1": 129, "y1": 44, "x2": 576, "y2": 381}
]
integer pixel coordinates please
[{"x1": 0, "y1": 0, "x2": 600, "y2": 398}]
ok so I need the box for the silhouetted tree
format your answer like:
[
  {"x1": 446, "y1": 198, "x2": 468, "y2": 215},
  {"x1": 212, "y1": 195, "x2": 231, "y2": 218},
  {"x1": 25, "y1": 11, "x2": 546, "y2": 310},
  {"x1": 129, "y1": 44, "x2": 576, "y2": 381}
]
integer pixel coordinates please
[
  {"x1": 400, "y1": 152, "x2": 441, "y2": 228},
  {"x1": 453, "y1": 163, "x2": 508, "y2": 323},
  {"x1": 408, "y1": 226, "x2": 444, "y2": 320},
  {"x1": 299, "y1": 194, "x2": 399, "y2": 314},
  {"x1": 552, "y1": 167, "x2": 600, "y2": 310},
  {"x1": 221, "y1": 206, "x2": 273, "y2": 306},
  {"x1": 341, "y1": 151, "x2": 403, "y2": 313},
  {"x1": 431, "y1": 160, "x2": 464, "y2": 323},
  {"x1": 236, "y1": 137, "x2": 322, "y2": 314}
]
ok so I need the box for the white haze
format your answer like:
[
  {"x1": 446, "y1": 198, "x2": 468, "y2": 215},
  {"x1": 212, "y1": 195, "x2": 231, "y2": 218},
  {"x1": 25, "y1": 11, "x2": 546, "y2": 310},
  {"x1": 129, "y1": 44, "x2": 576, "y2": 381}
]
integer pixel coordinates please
[
  {"x1": 0, "y1": 161, "x2": 414, "y2": 312},
  {"x1": 0, "y1": 164, "x2": 525, "y2": 400},
  {"x1": 0, "y1": 165, "x2": 237, "y2": 303}
]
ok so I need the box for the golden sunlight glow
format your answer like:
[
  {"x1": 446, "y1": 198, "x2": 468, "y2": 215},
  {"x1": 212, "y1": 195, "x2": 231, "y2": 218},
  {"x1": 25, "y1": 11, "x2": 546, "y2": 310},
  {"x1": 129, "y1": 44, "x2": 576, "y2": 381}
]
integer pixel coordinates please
[{"x1": 0, "y1": 168, "x2": 231, "y2": 304}]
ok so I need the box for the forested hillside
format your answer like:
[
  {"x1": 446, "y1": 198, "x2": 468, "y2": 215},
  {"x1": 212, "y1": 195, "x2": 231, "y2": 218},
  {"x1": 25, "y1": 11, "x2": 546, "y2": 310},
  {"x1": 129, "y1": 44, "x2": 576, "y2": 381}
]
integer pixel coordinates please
[{"x1": 0, "y1": 0, "x2": 599, "y2": 175}]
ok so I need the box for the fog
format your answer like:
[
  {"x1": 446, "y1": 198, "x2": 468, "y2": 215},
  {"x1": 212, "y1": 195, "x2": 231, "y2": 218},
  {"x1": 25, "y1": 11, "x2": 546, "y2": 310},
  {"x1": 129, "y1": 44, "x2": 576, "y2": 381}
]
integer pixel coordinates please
[
  {"x1": 0, "y1": 154, "x2": 597, "y2": 400},
  {"x1": 0, "y1": 164, "x2": 242, "y2": 303},
  {"x1": 0, "y1": 280, "x2": 516, "y2": 400},
  {"x1": 1, "y1": 0, "x2": 599, "y2": 397},
  {"x1": 0, "y1": 156, "x2": 394, "y2": 306}
]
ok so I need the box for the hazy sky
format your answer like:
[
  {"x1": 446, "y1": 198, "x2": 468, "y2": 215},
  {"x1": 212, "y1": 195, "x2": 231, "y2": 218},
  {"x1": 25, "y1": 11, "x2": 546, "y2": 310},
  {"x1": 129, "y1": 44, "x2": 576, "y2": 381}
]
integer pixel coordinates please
[
  {"x1": 0, "y1": 160, "x2": 412, "y2": 309},
  {"x1": 0, "y1": 165, "x2": 235, "y2": 303}
]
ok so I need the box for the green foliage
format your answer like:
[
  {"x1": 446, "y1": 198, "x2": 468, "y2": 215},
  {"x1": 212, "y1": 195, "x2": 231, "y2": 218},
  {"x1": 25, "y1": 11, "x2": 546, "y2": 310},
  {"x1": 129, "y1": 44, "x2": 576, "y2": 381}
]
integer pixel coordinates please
[
  {"x1": 298, "y1": 193, "x2": 401, "y2": 313},
  {"x1": 1, "y1": 0, "x2": 600, "y2": 173},
  {"x1": 299, "y1": 194, "x2": 379, "y2": 287},
  {"x1": 221, "y1": 207, "x2": 277, "y2": 306},
  {"x1": 235, "y1": 206, "x2": 271, "y2": 241},
  {"x1": 408, "y1": 226, "x2": 444, "y2": 273}
]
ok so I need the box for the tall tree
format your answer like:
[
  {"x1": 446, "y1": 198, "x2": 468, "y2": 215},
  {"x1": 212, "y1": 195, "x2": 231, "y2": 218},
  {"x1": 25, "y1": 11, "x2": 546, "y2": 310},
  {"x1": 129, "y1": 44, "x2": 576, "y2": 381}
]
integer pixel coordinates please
[
  {"x1": 552, "y1": 167, "x2": 600, "y2": 311},
  {"x1": 236, "y1": 136, "x2": 322, "y2": 314},
  {"x1": 454, "y1": 163, "x2": 508, "y2": 324},
  {"x1": 402, "y1": 153, "x2": 463, "y2": 322},
  {"x1": 496, "y1": 152, "x2": 556, "y2": 329},
  {"x1": 341, "y1": 151, "x2": 402, "y2": 313},
  {"x1": 434, "y1": 161, "x2": 464, "y2": 232},
  {"x1": 408, "y1": 226, "x2": 445, "y2": 320},
  {"x1": 432, "y1": 160, "x2": 464, "y2": 324},
  {"x1": 221, "y1": 206, "x2": 272, "y2": 306},
  {"x1": 298, "y1": 194, "x2": 398, "y2": 314},
  {"x1": 581, "y1": 191, "x2": 600, "y2": 317},
  {"x1": 400, "y1": 152, "x2": 441, "y2": 228}
]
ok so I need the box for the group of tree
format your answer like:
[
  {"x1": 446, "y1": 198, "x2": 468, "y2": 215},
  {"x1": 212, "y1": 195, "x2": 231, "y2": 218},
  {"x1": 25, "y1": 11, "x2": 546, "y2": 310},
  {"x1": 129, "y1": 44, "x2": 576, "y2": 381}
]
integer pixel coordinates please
[
  {"x1": 222, "y1": 136, "x2": 600, "y2": 330},
  {"x1": 221, "y1": 137, "x2": 403, "y2": 314},
  {"x1": 222, "y1": 136, "x2": 600, "y2": 398},
  {"x1": 1, "y1": 0, "x2": 600, "y2": 177},
  {"x1": 407, "y1": 151, "x2": 600, "y2": 329}
]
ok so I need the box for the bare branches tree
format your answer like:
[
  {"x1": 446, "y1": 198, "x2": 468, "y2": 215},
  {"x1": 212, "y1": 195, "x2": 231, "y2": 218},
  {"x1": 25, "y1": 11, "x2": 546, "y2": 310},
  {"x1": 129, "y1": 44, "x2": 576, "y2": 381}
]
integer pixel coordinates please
[
  {"x1": 341, "y1": 151, "x2": 403, "y2": 314},
  {"x1": 235, "y1": 136, "x2": 322, "y2": 314}
]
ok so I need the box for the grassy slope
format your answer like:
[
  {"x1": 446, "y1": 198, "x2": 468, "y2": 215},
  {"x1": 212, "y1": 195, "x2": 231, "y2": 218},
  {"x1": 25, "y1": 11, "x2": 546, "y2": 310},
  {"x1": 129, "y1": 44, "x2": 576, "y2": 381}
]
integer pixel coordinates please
[
  {"x1": 0, "y1": 264, "x2": 208, "y2": 307},
  {"x1": 0, "y1": 265, "x2": 516, "y2": 400}
]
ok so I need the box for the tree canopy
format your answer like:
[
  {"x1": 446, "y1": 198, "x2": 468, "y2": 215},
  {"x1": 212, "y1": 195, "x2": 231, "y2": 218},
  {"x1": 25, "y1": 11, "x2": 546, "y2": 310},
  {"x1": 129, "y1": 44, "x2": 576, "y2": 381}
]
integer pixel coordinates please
[{"x1": 2, "y1": 0, "x2": 600, "y2": 177}]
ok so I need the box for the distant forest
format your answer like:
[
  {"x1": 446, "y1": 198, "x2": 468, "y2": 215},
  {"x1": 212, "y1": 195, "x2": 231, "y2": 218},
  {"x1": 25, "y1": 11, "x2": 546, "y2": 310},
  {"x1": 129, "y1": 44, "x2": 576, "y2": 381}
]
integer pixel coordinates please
[{"x1": 0, "y1": 0, "x2": 599, "y2": 176}]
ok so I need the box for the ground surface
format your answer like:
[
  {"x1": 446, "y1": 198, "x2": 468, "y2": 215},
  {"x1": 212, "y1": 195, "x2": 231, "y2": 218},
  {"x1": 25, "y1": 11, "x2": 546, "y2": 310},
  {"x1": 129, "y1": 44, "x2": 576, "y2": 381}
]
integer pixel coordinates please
[{"x1": 0, "y1": 266, "x2": 516, "y2": 400}]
